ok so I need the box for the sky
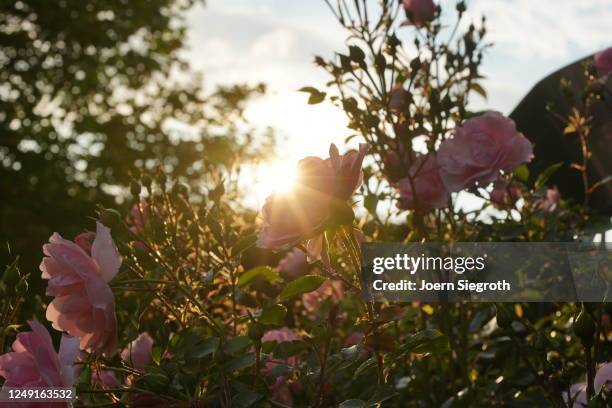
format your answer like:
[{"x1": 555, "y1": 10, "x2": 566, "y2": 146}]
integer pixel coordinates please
[{"x1": 184, "y1": 0, "x2": 612, "y2": 206}]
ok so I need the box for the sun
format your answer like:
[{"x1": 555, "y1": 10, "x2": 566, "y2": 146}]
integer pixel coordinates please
[{"x1": 250, "y1": 159, "x2": 298, "y2": 205}]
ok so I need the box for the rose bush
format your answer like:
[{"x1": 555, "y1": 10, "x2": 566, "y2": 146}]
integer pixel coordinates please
[{"x1": 0, "y1": 1, "x2": 610, "y2": 407}]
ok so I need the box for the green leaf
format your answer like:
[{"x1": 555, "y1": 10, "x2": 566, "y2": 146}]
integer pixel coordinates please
[
  {"x1": 259, "y1": 304, "x2": 287, "y2": 325},
  {"x1": 232, "y1": 390, "x2": 263, "y2": 408},
  {"x1": 367, "y1": 385, "x2": 398, "y2": 405},
  {"x1": 308, "y1": 92, "x2": 326, "y2": 104},
  {"x1": 223, "y1": 336, "x2": 252, "y2": 354},
  {"x1": 298, "y1": 87, "x2": 326, "y2": 105},
  {"x1": 354, "y1": 356, "x2": 378, "y2": 379},
  {"x1": 298, "y1": 86, "x2": 319, "y2": 94},
  {"x1": 364, "y1": 194, "x2": 378, "y2": 215},
  {"x1": 401, "y1": 329, "x2": 449, "y2": 355},
  {"x1": 535, "y1": 162, "x2": 563, "y2": 189},
  {"x1": 515, "y1": 164, "x2": 530, "y2": 182},
  {"x1": 224, "y1": 352, "x2": 256, "y2": 372},
  {"x1": 469, "y1": 82, "x2": 487, "y2": 99},
  {"x1": 231, "y1": 234, "x2": 257, "y2": 257},
  {"x1": 271, "y1": 340, "x2": 307, "y2": 359},
  {"x1": 170, "y1": 329, "x2": 219, "y2": 359},
  {"x1": 349, "y1": 45, "x2": 366, "y2": 62},
  {"x1": 339, "y1": 399, "x2": 367, "y2": 408},
  {"x1": 278, "y1": 275, "x2": 327, "y2": 301},
  {"x1": 238, "y1": 266, "x2": 280, "y2": 287}
]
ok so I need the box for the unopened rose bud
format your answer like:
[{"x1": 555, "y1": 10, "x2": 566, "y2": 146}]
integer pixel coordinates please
[
  {"x1": 2, "y1": 263, "x2": 20, "y2": 287},
  {"x1": 141, "y1": 175, "x2": 153, "y2": 190},
  {"x1": 130, "y1": 180, "x2": 141, "y2": 197},
  {"x1": 573, "y1": 309, "x2": 596, "y2": 347},
  {"x1": 16, "y1": 276, "x2": 28, "y2": 294},
  {"x1": 495, "y1": 304, "x2": 514, "y2": 329},
  {"x1": 99, "y1": 208, "x2": 122, "y2": 229}
]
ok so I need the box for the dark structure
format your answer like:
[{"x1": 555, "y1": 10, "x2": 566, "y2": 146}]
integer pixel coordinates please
[{"x1": 510, "y1": 52, "x2": 612, "y2": 215}]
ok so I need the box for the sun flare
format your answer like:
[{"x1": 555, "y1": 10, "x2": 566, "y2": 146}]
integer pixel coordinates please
[{"x1": 251, "y1": 159, "x2": 299, "y2": 205}]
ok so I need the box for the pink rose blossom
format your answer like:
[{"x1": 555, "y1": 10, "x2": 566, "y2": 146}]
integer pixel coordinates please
[
  {"x1": 563, "y1": 362, "x2": 612, "y2": 407},
  {"x1": 93, "y1": 369, "x2": 120, "y2": 389},
  {"x1": 329, "y1": 143, "x2": 369, "y2": 200},
  {"x1": 534, "y1": 186, "x2": 561, "y2": 212},
  {"x1": 74, "y1": 231, "x2": 96, "y2": 254},
  {"x1": 302, "y1": 280, "x2": 344, "y2": 313},
  {"x1": 0, "y1": 320, "x2": 79, "y2": 408},
  {"x1": 278, "y1": 248, "x2": 309, "y2": 279},
  {"x1": 402, "y1": 0, "x2": 436, "y2": 26},
  {"x1": 40, "y1": 221, "x2": 122, "y2": 357},
  {"x1": 121, "y1": 332, "x2": 153, "y2": 372},
  {"x1": 258, "y1": 144, "x2": 369, "y2": 260},
  {"x1": 490, "y1": 180, "x2": 523, "y2": 209},
  {"x1": 396, "y1": 155, "x2": 449, "y2": 210},
  {"x1": 438, "y1": 112, "x2": 533, "y2": 192},
  {"x1": 593, "y1": 47, "x2": 612, "y2": 76}
]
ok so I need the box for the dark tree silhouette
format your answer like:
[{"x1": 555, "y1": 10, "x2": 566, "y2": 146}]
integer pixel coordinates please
[{"x1": 0, "y1": 0, "x2": 272, "y2": 274}]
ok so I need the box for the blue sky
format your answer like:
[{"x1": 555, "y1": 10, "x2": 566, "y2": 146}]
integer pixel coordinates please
[{"x1": 184, "y1": 0, "x2": 612, "y2": 205}]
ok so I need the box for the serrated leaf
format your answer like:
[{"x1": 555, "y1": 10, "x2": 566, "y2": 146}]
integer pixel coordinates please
[
  {"x1": 349, "y1": 45, "x2": 365, "y2": 62},
  {"x1": 514, "y1": 164, "x2": 530, "y2": 182},
  {"x1": 367, "y1": 385, "x2": 398, "y2": 405},
  {"x1": 354, "y1": 356, "x2": 378, "y2": 378},
  {"x1": 534, "y1": 163, "x2": 563, "y2": 189},
  {"x1": 469, "y1": 83, "x2": 487, "y2": 99},
  {"x1": 298, "y1": 86, "x2": 320, "y2": 94},
  {"x1": 224, "y1": 352, "x2": 256, "y2": 372},
  {"x1": 401, "y1": 329, "x2": 449, "y2": 355},
  {"x1": 308, "y1": 92, "x2": 326, "y2": 104},
  {"x1": 223, "y1": 336, "x2": 251, "y2": 354},
  {"x1": 231, "y1": 234, "x2": 257, "y2": 257},
  {"x1": 364, "y1": 194, "x2": 378, "y2": 215},
  {"x1": 232, "y1": 390, "x2": 263, "y2": 408},
  {"x1": 238, "y1": 266, "x2": 280, "y2": 287},
  {"x1": 259, "y1": 304, "x2": 287, "y2": 325},
  {"x1": 278, "y1": 275, "x2": 326, "y2": 301},
  {"x1": 271, "y1": 340, "x2": 307, "y2": 359},
  {"x1": 339, "y1": 399, "x2": 367, "y2": 408}
]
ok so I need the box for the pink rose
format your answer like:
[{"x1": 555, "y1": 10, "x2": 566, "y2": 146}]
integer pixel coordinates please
[
  {"x1": 93, "y1": 369, "x2": 120, "y2": 389},
  {"x1": 593, "y1": 47, "x2": 612, "y2": 76},
  {"x1": 563, "y1": 362, "x2": 612, "y2": 406},
  {"x1": 74, "y1": 231, "x2": 96, "y2": 254},
  {"x1": 40, "y1": 221, "x2": 122, "y2": 357},
  {"x1": 438, "y1": 112, "x2": 533, "y2": 192},
  {"x1": 302, "y1": 280, "x2": 344, "y2": 313},
  {"x1": 402, "y1": 0, "x2": 436, "y2": 26},
  {"x1": 396, "y1": 155, "x2": 449, "y2": 210},
  {"x1": 121, "y1": 332, "x2": 153, "y2": 372},
  {"x1": 534, "y1": 186, "x2": 561, "y2": 212},
  {"x1": 490, "y1": 180, "x2": 523, "y2": 209},
  {"x1": 258, "y1": 143, "x2": 369, "y2": 259},
  {"x1": 278, "y1": 249, "x2": 309, "y2": 279},
  {"x1": 0, "y1": 320, "x2": 79, "y2": 407},
  {"x1": 328, "y1": 143, "x2": 369, "y2": 200}
]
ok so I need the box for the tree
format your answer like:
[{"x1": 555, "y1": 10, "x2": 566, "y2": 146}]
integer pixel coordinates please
[{"x1": 0, "y1": 0, "x2": 273, "y2": 273}]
